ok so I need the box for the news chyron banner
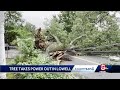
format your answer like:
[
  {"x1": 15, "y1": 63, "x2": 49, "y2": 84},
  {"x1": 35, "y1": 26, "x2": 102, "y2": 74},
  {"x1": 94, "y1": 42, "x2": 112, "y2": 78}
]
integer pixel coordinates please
[{"x1": 0, "y1": 65, "x2": 120, "y2": 73}]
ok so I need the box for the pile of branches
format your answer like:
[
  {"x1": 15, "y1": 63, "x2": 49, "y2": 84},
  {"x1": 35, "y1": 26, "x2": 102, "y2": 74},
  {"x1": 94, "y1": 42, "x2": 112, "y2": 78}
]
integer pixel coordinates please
[{"x1": 49, "y1": 50, "x2": 79, "y2": 64}]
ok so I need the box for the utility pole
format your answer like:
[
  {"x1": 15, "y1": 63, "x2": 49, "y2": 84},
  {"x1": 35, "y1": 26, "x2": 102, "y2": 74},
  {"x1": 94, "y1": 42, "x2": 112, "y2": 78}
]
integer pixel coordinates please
[{"x1": 0, "y1": 11, "x2": 6, "y2": 79}]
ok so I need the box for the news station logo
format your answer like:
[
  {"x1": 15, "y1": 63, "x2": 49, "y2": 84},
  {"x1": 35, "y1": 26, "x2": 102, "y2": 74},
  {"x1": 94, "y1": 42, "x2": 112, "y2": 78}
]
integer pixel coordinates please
[{"x1": 100, "y1": 64, "x2": 107, "y2": 71}]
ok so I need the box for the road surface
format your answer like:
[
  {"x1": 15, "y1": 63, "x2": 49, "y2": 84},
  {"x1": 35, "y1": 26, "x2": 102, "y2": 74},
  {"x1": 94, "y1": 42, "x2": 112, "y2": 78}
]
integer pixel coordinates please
[
  {"x1": 5, "y1": 49, "x2": 20, "y2": 59},
  {"x1": 61, "y1": 56, "x2": 120, "y2": 79}
]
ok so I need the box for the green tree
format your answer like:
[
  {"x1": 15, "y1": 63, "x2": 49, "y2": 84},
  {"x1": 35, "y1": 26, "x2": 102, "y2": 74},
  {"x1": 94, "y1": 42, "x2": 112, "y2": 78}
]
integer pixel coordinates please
[
  {"x1": 45, "y1": 11, "x2": 120, "y2": 51},
  {"x1": 4, "y1": 11, "x2": 24, "y2": 45},
  {"x1": 59, "y1": 11, "x2": 76, "y2": 32},
  {"x1": 24, "y1": 22, "x2": 36, "y2": 35}
]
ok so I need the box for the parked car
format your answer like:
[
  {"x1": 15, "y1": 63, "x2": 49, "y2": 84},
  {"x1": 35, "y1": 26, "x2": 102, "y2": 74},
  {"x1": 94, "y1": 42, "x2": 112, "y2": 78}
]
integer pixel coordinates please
[{"x1": 5, "y1": 43, "x2": 10, "y2": 50}]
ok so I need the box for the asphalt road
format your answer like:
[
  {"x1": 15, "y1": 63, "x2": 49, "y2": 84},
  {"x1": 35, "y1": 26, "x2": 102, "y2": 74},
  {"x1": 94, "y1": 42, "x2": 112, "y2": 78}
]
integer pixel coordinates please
[
  {"x1": 61, "y1": 56, "x2": 120, "y2": 79},
  {"x1": 5, "y1": 49, "x2": 20, "y2": 59}
]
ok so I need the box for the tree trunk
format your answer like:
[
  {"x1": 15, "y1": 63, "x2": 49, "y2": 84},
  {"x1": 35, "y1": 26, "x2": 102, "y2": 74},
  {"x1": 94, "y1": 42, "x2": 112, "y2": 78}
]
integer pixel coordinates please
[{"x1": 0, "y1": 11, "x2": 6, "y2": 79}]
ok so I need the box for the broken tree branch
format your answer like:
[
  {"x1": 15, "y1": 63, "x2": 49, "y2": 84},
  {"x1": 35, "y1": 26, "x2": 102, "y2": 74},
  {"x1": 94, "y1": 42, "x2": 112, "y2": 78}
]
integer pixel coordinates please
[
  {"x1": 69, "y1": 34, "x2": 86, "y2": 46},
  {"x1": 48, "y1": 30, "x2": 61, "y2": 44}
]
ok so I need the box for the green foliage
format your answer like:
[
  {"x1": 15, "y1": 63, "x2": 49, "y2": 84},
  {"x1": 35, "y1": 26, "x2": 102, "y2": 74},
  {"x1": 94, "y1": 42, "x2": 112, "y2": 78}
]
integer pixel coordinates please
[
  {"x1": 7, "y1": 26, "x2": 33, "y2": 45},
  {"x1": 24, "y1": 22, "x2": 36, "y2": 35},
  {"x1": 45, "y1": 17, "x2": 69, "y2": 47},
  {"x1": 16, "y1": 38, "x2": 38, "y2": 58},
  {"x1": 59, "y1": 11, "x2": 76, "y2": 32},
  {"x1": 4, "y1": 11, "x2": 23, "y2": 29},
  {"x1": 45, "y1": 11, "x2": 120, "y2": 51},
  {"x1": 7, "y1": 38, "x2": 76, "y2": 79},
  {"x1": 4, "y1": 11, "x2": 23, "y2": 44},
  {"x1": 12, "y1": 54, "x2": 75, "y2": 79},
  {"x1": 4, "y1": 11, "x2": 35, "y2": 45}
]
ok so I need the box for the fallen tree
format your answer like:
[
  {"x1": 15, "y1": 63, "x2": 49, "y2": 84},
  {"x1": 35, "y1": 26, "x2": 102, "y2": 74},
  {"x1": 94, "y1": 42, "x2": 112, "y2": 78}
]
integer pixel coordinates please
[
  {"x1": 74, "y1": 43, "x2": 120, "y2": 51},
  {"x1": 34, "y1": 28, "x2": 85, "y2": 62},
  {"x1": 44, "y1": 30, "x2": 86, "y2": 63}
]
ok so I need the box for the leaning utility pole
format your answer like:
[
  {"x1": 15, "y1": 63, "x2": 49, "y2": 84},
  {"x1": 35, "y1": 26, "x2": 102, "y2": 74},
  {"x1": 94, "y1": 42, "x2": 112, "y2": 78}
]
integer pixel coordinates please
[{"x1": 0, "y1": 11, "x2": 6, "y2": 79}]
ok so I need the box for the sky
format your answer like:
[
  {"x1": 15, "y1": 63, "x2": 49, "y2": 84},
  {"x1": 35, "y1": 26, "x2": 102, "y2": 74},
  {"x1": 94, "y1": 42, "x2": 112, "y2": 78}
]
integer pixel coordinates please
[
  {"x1": 21, "y1": 11, "x2": 120, "y2": 29},
  {"x1": 21, "y1": 11, "x2": 60, "y2": 29}
]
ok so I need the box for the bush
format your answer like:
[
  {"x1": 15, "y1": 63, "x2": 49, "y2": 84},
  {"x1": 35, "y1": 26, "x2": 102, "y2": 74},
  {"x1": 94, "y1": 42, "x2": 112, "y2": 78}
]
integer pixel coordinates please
[
  {"x1": 8, "y1": 53, "x2": 77, "y2": 79},
  {"x1": 7, "y1": 38, "x2": 78, "y2": 79},
  {"x1": 16, "y1": 37, "x2": 38, "y2": 57}
]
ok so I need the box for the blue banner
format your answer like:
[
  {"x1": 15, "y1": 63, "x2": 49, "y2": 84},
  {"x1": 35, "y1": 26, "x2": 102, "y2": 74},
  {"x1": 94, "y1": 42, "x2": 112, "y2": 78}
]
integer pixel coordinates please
[
  {"x1": 95, "y1": 65, "x2": 120, "y2": 73},
  {"x1": 0, "y1": 65, "x2": 120, "y2": 73},
  {"x1": 0, "y1": 65, "x2": 74, "y2": 72}
]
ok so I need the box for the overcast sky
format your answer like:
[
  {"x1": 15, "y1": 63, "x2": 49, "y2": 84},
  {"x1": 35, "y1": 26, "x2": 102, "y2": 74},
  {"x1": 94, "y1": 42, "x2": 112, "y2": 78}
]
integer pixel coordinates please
[
  {"x1": 21, "y1": 11, "x2": 60, "y2": 29},
  {"x1": 21, "y1": 11, "x2": 120, "y2": 29}
]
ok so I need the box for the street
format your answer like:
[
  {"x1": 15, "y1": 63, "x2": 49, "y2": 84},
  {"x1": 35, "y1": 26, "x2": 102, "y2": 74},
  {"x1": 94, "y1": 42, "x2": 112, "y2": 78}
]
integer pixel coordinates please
[{"x1": 5, "y1": 49, "x2": 20, "y2": 59}]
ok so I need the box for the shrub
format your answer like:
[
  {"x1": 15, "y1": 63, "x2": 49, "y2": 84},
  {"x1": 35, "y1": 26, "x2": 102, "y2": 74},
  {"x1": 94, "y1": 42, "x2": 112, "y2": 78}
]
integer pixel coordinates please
[
  {"x1": 8, "y1": 53, "x2": 77, "y2": 79},
  {"x1": 7, "y1": 38, "x2": 79, "y2": 79}
]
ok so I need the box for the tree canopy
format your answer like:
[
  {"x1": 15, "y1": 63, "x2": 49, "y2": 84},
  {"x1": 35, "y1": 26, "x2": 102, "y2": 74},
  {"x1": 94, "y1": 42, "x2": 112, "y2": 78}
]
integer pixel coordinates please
[
  {"x1": 45, "y1": 11, "x2": 120, "y2": 51},
  {"x1": 4, "y1": 11, "x2": 36, "y2": 45}
]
